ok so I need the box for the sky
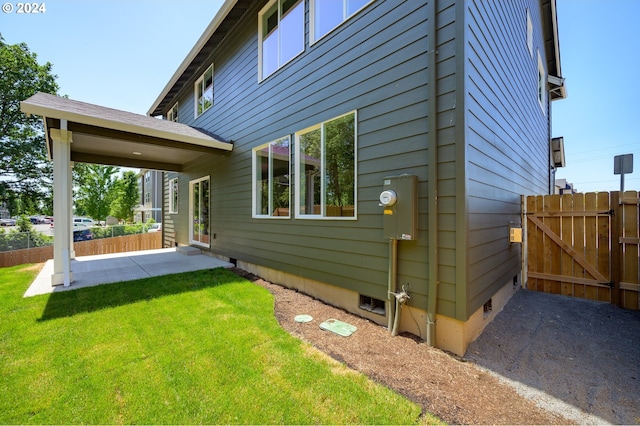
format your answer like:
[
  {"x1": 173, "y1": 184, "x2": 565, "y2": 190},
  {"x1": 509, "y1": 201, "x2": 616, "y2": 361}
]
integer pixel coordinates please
[{"x1": 1, "y1": 0, "x2": 638, "y2": 193}]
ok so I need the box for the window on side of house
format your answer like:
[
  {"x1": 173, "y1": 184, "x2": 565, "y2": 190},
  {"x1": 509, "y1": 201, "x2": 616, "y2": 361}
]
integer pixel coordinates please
[
  {"x1": 168, "y1": 103, "x2": 179, "y2": 122},
  {"x1": 253, "y1": 137, "x2": 291, "y2": 218},
  {"x1": 189, "y1": 176, "x2": 210, "y2": 247},
  {"x1": 311, "y1": 0, "x2": 372, "y2": 44},
  {"x1": 195, "y1": 64, "x2": 214, "y2": 117},
  {"x1": 295, "y1": 111, "x2": 356, "y2": 219},
  {"x1": 259, "y1": 0, "x2": 304, "y2": 80},
  {"x1": 537, "y1": 50, "x2": 546, "y2": 113},
  {"x1": 169, "y1": 177, "x2": 178, "y2": 214},
  {"x1": 526, "y1": 9, "x2": 533, "y2": 57}
]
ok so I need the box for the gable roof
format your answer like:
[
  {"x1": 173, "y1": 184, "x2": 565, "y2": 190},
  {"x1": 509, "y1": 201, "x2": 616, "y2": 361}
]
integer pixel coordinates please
[
  {"x1": 541, "y1": 0, "x2": 566, "y2": 100},
  {"x1": 148, "y1": 0, "x2": 252, "y2": 117},
  {"x1": 21, "y1": 92, "x2": 233, "y2": 172}
]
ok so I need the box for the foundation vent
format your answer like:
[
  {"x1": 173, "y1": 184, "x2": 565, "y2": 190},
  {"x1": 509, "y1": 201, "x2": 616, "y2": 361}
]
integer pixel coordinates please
[{"x1": 359, "y1": 295, "x2": 386, "y2": 315}]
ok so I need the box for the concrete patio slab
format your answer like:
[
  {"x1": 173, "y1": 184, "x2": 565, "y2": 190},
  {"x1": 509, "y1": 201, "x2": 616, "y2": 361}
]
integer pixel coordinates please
[{"x1": 24, "y1": 247, "x2": 234, "y2": 298}]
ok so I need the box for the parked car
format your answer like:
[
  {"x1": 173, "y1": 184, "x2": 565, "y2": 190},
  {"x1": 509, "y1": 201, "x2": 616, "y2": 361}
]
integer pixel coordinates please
[
  {"x1": 73, "y1": 229, "x2": 93, "y2": 242},
  {"x1": 73, "y1": 217, "x2": 95, "y2": 227},
  {"x1": 147, "y1": 223, "x2": 162, "y2": 233},
  {"x1": 0, "y1": 218, "x2": 16, "y2": 226}
]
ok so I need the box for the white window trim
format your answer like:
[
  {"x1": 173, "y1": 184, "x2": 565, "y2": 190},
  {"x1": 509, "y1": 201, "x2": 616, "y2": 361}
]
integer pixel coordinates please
[
  {"x1": 189, "y1": 176, "x2": 211, "y2": 248},
  {"x1": 252, "y1": 137, "x2": 291, "y2": 219},
  {"x1": 310, "y1": 0, "x2": 375, "y2": 45},
  {"x1": 537, "y1": 50, "x2": 546, "y2": 114},
  {"x1": 526, "y1": 9, "x2": 533, "y2": 57},
  {"x1": 258, "y1": 0, "x2": 305, "y2": 82},
  {"x1": 168, "y1": 102, "x2": 179, "y2": 122},
  {"x1": 294, "y1": 111, "x2": 357, "y2": 220},
  {"x1": 194, "y1": 64, "x2": 214, "y2": 118},
  {"x1": 169, "y1": 177, "x2": 178, "y2": 214}
]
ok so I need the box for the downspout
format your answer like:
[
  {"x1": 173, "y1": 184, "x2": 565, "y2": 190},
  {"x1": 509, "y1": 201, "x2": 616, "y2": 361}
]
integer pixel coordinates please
[{"x1": 426, "y1": 0, "x2": 439, "y2": 346}]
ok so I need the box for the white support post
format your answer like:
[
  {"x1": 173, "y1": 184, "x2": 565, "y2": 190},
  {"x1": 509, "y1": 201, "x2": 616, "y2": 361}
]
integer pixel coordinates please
[
  {"x1": 51, "y1": 120, "x2": 74, "y2": 286},
  {"x1": 68, "y1": 161, "x2": 75, "y2": 260}
]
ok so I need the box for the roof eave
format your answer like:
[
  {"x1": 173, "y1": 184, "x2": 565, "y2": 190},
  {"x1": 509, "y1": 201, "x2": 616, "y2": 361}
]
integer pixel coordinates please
[
  {"x1": 147, "y1": 0, "x2": 238, "y2": 117},
  {"x1": 21, "y1": 93, "x2": 233, "y2": 152}
]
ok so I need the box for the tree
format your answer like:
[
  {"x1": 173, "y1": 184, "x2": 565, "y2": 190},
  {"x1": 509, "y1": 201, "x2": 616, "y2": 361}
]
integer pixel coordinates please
[
  {"x1": 0, "y1": 34, "x2": 59, "y2": 215},
  {"x1": 110, "y1": 171, "x2": 139, "y2": 222},
  {"x1": 75, "y1": 164, "x2": 119, "y2": 223}
]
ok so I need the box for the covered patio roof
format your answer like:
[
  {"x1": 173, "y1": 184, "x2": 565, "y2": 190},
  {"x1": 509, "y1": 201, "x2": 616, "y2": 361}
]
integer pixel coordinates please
[
  {"x1": 21, "y1": 92, "x2": 233, "y2": 172},
  {"x1": 20, "y1": 92, "x2": 233, "y2": 287}
]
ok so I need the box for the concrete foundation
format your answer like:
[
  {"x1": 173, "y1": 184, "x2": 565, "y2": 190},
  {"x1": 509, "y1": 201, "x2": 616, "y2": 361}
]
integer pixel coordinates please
[{"x1": 236, "y1": 259, "x2": 520, "y2": 356}]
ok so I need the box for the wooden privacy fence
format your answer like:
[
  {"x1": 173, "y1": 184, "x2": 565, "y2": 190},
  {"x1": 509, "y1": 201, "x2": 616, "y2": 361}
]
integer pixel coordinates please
[
  {"x1": 0, "y1": 233, "x2": 162, "y2": 268},
  {"x1": 524, "y1": 191, "x2": 639, "y2": 310}
]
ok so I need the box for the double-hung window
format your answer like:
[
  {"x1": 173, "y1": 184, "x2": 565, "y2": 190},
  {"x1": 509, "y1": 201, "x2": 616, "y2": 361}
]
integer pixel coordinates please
[
  {"x1": 259, "y1": 0, "x2": 304, "y2": 80},
  {"x1": 167, "y1": 103, "x2": 179, "y2": 122},
  {"x1": 253, "y1": 137, "x2": 291, "y2": 217},
  {"x1": 311, "y1": 0, "x2": 371, "y2": 43},
  {"x1": 195, "y1": 64, "x2": 214, "y2": 117},
  {"x1": 189, "y1": 176, "x2": 210, "y2": 247},
  {"x1": 526, "y1": 9, "x2": 533, "y2": 57},
  {"x1": 295, "y1": 112, "x2": 356, "y2": 219},
  {"x1": 169, "y1": 177, "x2": 178, "y2": 214},
  {"x1": 537, "y1": 50, "x2": 546, "y2": 113}
]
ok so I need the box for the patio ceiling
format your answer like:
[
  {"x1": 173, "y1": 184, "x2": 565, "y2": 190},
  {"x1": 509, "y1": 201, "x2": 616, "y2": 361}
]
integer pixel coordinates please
[{"x1": 21, "y1": 92, "x2": 233, "y2": 172}]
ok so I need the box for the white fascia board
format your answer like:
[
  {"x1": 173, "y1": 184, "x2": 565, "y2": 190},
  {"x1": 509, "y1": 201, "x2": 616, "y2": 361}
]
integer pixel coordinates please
[{"x1": 21, "y1": 94, "x2": 233, "y2": 152}]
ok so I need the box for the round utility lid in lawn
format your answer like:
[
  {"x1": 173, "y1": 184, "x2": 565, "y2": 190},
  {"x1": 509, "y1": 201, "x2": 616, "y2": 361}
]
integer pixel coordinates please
[{"x1": 294, "y1": 314, "x2": 313, "y2": 323}]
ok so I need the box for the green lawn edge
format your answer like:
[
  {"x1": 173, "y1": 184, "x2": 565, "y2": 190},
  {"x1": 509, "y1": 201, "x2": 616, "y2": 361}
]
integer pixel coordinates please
[{"x1": 0, "y1": 264, "x2": 442, "y2": 425}]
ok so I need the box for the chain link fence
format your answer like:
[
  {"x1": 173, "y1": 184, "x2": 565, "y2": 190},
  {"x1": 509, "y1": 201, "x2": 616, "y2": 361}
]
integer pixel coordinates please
[{"x1": 0, "y1": 223, "x2": 158, "y2": 253}]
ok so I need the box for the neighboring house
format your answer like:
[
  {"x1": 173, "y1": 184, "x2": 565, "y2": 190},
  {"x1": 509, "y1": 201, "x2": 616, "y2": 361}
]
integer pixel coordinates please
[
  {"x1": 22, "y1": 0, "x2": 566, "y2": 356},
  {"x1": 134, "y1": 169, "x2": 163, "y2": 223},
  {"x1": 554, "y1": 178, "x2": 576, "y2": 194},
  {"x1": 0, "y1": 203, "x2": 9, "y2": 219}
]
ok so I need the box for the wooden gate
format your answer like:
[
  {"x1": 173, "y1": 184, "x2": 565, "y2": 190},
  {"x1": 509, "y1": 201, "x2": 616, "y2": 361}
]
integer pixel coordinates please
[{"x1": 524, "y1": 191, "x2": 639, "y2": 310}]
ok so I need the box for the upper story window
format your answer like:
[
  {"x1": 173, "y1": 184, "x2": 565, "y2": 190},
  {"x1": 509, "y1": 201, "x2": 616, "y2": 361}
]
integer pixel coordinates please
[
  {"x1": 195, "y1": 64, "x2": 214, "y2": 117},
  {"x1": 526, "y1": 9, "x2": 533, "y2": 57},
  {"x1": 537, "y1": 50, "x2": 546, "y2": 113},
  {"x1": 311, "y1": 0, "x2": 371, "y2": 43},
  {"x1": 259, "y1": 0, "x2": 304, "y2": 80},
  {"x1": 295, "y1": 111, "x2": 356, "y2": 219},
  {"x1": 252, "y1": 137, "x2": 291, "y2": 218},
  {"x1": 167, "y1": 103, "x2": 179, "y2": 122}
]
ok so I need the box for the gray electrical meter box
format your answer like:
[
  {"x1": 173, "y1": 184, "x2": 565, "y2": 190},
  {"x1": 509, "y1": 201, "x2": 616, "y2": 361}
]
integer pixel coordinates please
[{"x1": 380, "y1": 174, "x2": 418, "y2": 240}]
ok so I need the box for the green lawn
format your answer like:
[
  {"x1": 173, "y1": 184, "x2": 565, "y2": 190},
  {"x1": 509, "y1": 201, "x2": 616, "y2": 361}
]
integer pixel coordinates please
[{"x1": 0, "y1": 264, "x2": 431, "y2": 424}]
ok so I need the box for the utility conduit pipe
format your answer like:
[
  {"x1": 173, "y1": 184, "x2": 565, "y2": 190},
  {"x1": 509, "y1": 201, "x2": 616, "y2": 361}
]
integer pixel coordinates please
[
  {"x1": 391, "y1": 285, "x2": 410, "y2": 336},
  {"x1": 387, "y1": 238, "x2": 398, "y2": 332}
]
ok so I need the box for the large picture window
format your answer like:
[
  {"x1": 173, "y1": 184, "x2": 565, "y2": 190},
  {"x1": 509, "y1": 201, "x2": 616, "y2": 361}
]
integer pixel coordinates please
[
  {"x1": 259, "y1": 0, "x2": 304, "y2": 80},
  {"x1": 253, "y1": 137, "x2": 291, "y2": 217},
  {"x1": 169, "y1": 177, "x2": 178, "y2": 214},
  {"x1": 311, "y1": 0, "x2": 371, "y2": 43},
  {"x1": 189, "y1": 176, "x2": 210, "y2": 247},
  {"x1": 195, "y1": 64, "x2": 214, "y2": 117},
  {"x1": 296, "y1": 112, "x2": 356, "y2": 219}
]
